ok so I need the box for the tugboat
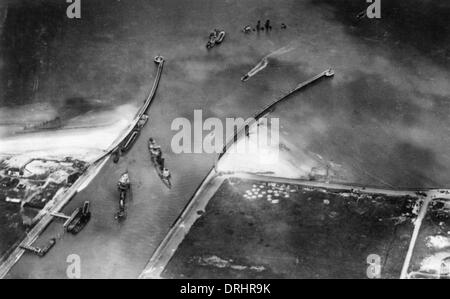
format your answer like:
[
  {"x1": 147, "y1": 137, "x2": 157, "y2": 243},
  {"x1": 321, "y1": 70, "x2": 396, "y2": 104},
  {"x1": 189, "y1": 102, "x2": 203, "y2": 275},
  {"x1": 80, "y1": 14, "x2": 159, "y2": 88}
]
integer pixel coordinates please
[
  {"x1": 148, "y1": 138, "x2": 171, "y2": 188},
  {"x1": 66, "y1": 201, "x2": 91, "y2": 234},
  {"x1": 115, "y1": 172, "x2": 130, "y2": 220},
  {"x1": 137, "y1": 114, "x2": 149, "y2": 130},
  {"x1": 159, "y1": 167, "x2": 172, "y2": 189},
  {"x1": 206, "y1": 29, "x2": 226, "y2": 49}
]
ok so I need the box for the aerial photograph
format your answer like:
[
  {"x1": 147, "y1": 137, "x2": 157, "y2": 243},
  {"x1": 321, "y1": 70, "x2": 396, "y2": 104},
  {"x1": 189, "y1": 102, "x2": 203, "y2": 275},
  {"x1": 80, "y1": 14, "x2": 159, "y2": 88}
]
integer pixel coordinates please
[{"x1": 0, "y1": 0, "x2": 449, "y2": 284}]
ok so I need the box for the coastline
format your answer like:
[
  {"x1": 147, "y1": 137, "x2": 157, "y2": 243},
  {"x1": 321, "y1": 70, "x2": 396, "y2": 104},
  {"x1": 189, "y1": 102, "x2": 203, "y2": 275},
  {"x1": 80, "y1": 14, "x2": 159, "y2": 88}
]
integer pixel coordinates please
[{"x1": 0, "y1": 57, "x2": 164, "y2": 278}]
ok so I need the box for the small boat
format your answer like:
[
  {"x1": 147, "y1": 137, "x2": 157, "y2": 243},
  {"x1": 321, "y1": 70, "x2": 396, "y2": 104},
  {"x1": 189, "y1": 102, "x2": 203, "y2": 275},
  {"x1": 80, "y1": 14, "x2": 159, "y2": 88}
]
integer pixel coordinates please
[
  {"x1": 115, "y1": 172, "x2": 130, "y2": 220},
  {"x1": 215, "y1": 30, "x2": 226, "y2": 44},
  {"x1": 121, "y1": 130, "x2": 140, "y2": 153},
  {"x1": 150, "y1": 154, "x2": 172, "y2": 189},
  {"x1": 241, "y1": 74, "x2": 250, "y2": 82},
  {"x1": 324, "y1": 68, "x2": 335, "y2": 77},
  {"x1": 240, "y1": 56, "x2": 269, "y2": 82},
  {"x1": 112, "y1": 150, "x2": 120, "y2": 163},
  {"x1": 154, "y1": 55, "x2": 164, "y2": 64},
  {"x1": 148, "y1": 139, "x2": 172, "y2": 188},
  {"x1": 137, "y1": 114, "x2": 149, "y2": 130},
  {"x1": 206, "y1": 29, "x2": 226, "y2": 49},
  {"x1": 115, "y1": 191, "x2": 126, "y2": 220},
  {"x1": 118, "y1": 172, "x2": 130, "y2": 190},
  {"x1": 40, "y1": 238, "x2": 56, "y2": 256},
  {"x1": 242, "y1": 25, "x2": 252, "y2": 33}
]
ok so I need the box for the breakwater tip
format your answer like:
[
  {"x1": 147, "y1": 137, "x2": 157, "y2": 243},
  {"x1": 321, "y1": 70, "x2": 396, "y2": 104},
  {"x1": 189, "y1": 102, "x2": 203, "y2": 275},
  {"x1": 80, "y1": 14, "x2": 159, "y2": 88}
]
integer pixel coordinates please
[
  {"x1": 325, "y1": 68, "x2": 335, "y2": 77},
  {"x1": 154, "y1": 55, "x2": 164, "y2": 63}
]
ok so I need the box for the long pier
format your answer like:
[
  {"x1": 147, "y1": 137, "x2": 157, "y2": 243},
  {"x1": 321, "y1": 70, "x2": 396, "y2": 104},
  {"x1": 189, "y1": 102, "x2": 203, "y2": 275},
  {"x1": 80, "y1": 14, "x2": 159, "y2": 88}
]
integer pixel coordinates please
[
  {"x1": 93, "y1": 55, "x2": 165, "y2": 163},
  {"x1": 219, "y1": 69, "x2": 334, "y2": 160},
  {"x1": 0, "y1": 56, "x2": 165, "y2": 279}
]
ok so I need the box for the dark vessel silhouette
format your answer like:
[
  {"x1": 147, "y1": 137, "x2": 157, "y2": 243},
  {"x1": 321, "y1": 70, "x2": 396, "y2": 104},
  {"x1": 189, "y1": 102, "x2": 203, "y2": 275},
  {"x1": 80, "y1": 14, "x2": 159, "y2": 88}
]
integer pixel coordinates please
[
  {"x1": 206, "y1": 29, "x2": 226, "y2": 49},
  {"x1": 148, "y1": 138, "x2": 171, "y2": 188},
  {"x1": 115, "y1": 172, "x2": 130, "y2": 220},
  {"x1": 66, "y1": 201, "x2": 91, "y2": 234}
]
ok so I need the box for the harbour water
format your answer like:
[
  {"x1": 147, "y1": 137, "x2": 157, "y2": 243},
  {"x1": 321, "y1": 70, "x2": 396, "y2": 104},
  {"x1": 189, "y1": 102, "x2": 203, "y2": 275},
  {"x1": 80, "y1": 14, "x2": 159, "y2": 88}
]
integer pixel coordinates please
[{"x1": 0, "y1": 0, "x2": 449, "y2": 277}]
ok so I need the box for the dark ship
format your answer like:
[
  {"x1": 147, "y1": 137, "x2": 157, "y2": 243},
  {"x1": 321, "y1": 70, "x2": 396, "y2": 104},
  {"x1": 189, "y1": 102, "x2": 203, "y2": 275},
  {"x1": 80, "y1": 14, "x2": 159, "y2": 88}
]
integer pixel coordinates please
[
  {"x1": 206, "y1": 29, "x2": 226, "y2": 49},
  {"x1": 148, "y1": 138, "x2": 171, "y2": 188},
  {"x1": 66, "y1": 201, "x2": 91, "y2": 234}
]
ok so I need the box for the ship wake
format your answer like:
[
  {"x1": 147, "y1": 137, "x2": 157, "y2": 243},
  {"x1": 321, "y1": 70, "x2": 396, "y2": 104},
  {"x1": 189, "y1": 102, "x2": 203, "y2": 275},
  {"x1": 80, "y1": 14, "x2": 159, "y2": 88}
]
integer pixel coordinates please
[{"x1": 241, "y1": 46, "x2": 294, "y2": 82}]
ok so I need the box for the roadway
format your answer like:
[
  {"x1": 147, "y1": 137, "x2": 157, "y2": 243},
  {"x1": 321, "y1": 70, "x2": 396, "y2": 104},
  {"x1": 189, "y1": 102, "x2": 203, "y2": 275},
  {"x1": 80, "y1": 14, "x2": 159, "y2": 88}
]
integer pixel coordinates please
[{"x1": 141, "y1": 169, "x2": 450, "y2": 279}]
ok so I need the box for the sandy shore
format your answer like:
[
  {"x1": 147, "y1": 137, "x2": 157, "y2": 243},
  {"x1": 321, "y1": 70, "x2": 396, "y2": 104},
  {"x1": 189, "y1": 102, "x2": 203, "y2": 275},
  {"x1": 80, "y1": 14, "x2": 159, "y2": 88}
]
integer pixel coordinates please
[{"x1": 0, "y1": 104, "x2": 136, "y2": 163}]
